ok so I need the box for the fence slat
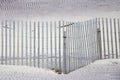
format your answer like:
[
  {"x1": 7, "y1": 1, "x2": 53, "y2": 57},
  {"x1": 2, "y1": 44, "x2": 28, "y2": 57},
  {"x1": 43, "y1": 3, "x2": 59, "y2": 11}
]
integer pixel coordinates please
[
  {"x1": 54, "y1": 21, "x2": 57, "y2": 69},
  {"x1": 110, "y1": 19, "x2": 114, "y2": 58},
  {"x1": 29, "y1": 21, "x2": 32, "y2": 66},
  {"x1": 114, "y1": 19, "x2": 118, "y2": 58},
  {"x1": 1, "y1": 21, "x2": 3, "y2": 64},
  {"x1": 50, "y1": 21, "x2": 53, "y2": 68},
  {"x1": 33, "y1": 22, "x2": 36, "y2": 67},
  {"x1": 26, "y1": 21, "x2": 28, "y2": 65},
  {"x1": 5, "y1": 20, "x2": 7, "y2": 64},
  {"x1": 17, "y1": 21, "x2": 19, "y2": 65},
  {"x1": 42, "y1": 22, "x2": 44, "y2": 68},
  {"x1": 38, "y1": 22, "x2": 40, "y2": 67},
  {"x1": 59, "y1": 21, "x2": 61, "y2": 70},
  {"x1": 13, "y1": 21, "x2": 15, "y2": 65},
  {"x1": 46, "y1": 22, "x2": 49, "y2": 68}
]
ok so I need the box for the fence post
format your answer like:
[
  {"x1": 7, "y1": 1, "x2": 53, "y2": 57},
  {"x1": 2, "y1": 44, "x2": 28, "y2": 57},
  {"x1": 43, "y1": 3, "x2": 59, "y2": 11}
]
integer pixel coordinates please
[
  {"x1": 97, "y1": 28, "x2": 102, "y2": 59},
  {"x1": 63, "y1": 30, "x2": 67, "y2": 73}
]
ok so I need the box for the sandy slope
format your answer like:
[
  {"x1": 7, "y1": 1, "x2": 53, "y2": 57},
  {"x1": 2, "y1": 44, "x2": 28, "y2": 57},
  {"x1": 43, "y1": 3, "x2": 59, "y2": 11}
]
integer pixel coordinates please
[
  {"x1": 0, "y1": 59, "x2": 120, "y2": 80},
  {"x1": 66, "y1": 59, "x2": 120, "y2": 80}
]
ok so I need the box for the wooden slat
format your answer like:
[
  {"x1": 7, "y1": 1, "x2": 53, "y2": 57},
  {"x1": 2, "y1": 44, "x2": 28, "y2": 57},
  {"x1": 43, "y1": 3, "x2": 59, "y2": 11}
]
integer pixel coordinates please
[
  {"x1": 17, "y1": 21, "x2": 19, "y2": 65},
  {"x1": 114, "y1": 19, "x2": 118, "y2": 58},
  {"x1": 42, "y1": 22, "x2": 44, "y2": 68},
  {"x1": 58, "y1": 21, "x2": 61, "y2": 70},
  {"x1": 29, "y1": 21, "x2": 32, "y2": 66},
  {"x1": 33, "y1": 22, "x2": 36, "y2": 67},
  {"x1": 37, "y1": 21, "x2": 40, "y2": 67},
  {"x1": 13, "y1": 21, "x2": 15, "y2": 65}
]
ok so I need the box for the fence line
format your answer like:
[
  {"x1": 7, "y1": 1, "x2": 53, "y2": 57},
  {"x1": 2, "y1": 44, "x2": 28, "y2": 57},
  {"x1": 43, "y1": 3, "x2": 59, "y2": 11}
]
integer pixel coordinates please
[{"x1": 0, "y1": 19, "x2": 109, "y2": 73}]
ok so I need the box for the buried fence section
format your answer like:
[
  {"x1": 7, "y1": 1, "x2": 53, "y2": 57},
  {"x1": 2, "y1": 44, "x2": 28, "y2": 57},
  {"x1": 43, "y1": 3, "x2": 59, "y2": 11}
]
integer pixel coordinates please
[
  {"x1": 97, "y1": 18, "x2": 120, "y2": 59},
  {"x1": 64, "y1": 19, "x2": 99, "y2": 73}
]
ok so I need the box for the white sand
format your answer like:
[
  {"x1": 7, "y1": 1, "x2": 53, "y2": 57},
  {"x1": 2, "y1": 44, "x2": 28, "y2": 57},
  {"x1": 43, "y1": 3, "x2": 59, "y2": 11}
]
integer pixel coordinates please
[{"x1": 0, "y1": 59, "x2": 120, "y2": 80}]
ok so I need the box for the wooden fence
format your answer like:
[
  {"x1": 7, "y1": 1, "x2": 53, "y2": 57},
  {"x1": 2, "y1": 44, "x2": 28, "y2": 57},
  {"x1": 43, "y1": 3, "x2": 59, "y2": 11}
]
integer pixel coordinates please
[{"x1": 0, "y1": 19, "x2": 103, "y2": 73}]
